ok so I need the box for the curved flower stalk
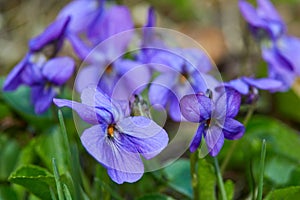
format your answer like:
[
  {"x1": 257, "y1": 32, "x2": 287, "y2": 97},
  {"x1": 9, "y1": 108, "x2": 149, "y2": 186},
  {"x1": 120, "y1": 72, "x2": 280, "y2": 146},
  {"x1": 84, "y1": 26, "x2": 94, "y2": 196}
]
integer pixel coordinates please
[
  {"x1": 239, "y1": 0, "x2": 300, "y2": 91},
  {"x1": 148, "y1": 48, "x2": 216, "y2": 121},
  {"x1": 180, "y1": 87, "x2": 245, "y2": 156},
  {"x1": 53, "y1": 87, "x2": 168, "y2": 184},
  {"x1": 3, "y1": 17, "x2": 75, "y2": 114}
]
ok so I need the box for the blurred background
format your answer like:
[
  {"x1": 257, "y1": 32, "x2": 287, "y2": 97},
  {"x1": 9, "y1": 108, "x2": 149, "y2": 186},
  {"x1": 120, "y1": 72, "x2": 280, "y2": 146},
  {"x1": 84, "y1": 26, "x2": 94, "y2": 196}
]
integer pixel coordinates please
[{"x1": 1, "y1": 0, "x2": 300, "y2": 199}]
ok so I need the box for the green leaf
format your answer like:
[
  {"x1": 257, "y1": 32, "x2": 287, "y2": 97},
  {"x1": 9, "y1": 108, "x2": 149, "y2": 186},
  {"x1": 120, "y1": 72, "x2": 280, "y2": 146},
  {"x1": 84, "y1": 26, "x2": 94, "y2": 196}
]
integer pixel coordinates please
[
  {"x1": 0, "y1": 185, "x2": 18, "y2": 200},
  {"x1": 265, "y1": 157, "x2": 296, "y2": 186},
  {"x1": 9, "y1": 165, "x2": 56, "y2": 200},
  {"x1": 264, "y1": 186, "x2": 300, "y2": 200},
  {"x1": 35, "y1": 126, "x2": 68, "y2": 173},
  {"x1": 275, "y1": 90, "x2": 300, "y2": 123},
  {"x1": 136, "y1": 193, "x2": 174, "y2": 200},
  {"x1": 244, "y1": 116, "x2": 300, "y2": 163},
  {"x1": 224, "y1": 180, "x2": 234, "y2": 200},
  {"x1": 63, "y1": 184, "x2": 72, "y2": 200},
  {"x1": 163, "y1": 159, "x2": 193, "y2": 198},
  {"x1": 198, "y1": 158, "x2": 216, "y2": 200},
  {"x1": 0, "y1": 134, "x2": 20, "y2": 179},
  {"x1": 52, "y1": 158, "x2": 64, "y2": 200}
]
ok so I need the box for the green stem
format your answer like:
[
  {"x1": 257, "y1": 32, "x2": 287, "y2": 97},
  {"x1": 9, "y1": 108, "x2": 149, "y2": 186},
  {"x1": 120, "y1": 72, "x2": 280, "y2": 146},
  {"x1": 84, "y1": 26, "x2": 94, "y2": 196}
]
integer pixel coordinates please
[
  {"x1": 221, "y1": 103, "x2": 256, "y2": 172},
  {"x1": 257, "y1": 139, "x2": 267, "y2": 200},
  {"x1": 190, "y1": 150, "x2": 199, "y2": 200},
  {"x1": 52, "y1": 158, "x2": 64, "y2": 200},
  {"x1": 213, "y1": 157, "x2": 227, "y2": 200}
]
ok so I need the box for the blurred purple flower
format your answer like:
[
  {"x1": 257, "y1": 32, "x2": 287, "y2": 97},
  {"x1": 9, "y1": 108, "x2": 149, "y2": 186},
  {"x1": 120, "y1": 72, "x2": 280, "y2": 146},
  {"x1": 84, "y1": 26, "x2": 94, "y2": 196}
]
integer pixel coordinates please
[
  {"x1": 57, "y1": 0, "x2": 104, "y2": 35},
  {"x1": 180, "y1": 87, "x2": 245, "y2": 156},
  {"x1": 3, "y1": 17, "x2": 75, "y2": 114},
  {"x1": 239, "y1": 0, "x2": 300, "y2": 91},
  {"x1": 225, "y1": 77, "x2": 282, "y2": 103},
  {"x1": 72, "y1": 5, "x2": 150, "y2": 100},
  {"x1": 68, "y1": 5, "x2": 134, "y2": 61},
  {"x1": 53, "y1": 87, "x2": 168, "y2": 184},
  {"x1": 148, "y1": 48, "x2": 214, "y2": 121}
]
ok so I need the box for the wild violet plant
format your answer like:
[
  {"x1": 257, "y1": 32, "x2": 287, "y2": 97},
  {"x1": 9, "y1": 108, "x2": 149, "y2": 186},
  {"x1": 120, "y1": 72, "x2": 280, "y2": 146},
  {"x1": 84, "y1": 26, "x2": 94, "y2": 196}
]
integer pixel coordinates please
[{"x1": 2, "y1": 0, "x2": 300, "y2": 199}]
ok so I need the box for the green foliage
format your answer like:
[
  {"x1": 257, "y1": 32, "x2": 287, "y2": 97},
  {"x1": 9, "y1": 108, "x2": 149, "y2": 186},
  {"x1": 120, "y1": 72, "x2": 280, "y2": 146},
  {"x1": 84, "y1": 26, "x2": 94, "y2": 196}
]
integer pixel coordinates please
[
  {"x1": 9, "y1": 165, "x2": 56, "y2": 200},
  {"x1": 264, "y1": 186, "x2": 300, "y2": 200},
  {"x1": 163, "y1": 159, "x2": 193, "y2": 198},
  {"x1": 197, "y1": 158, "x2": 216, "y2": 200},
  {"x1": 224, "y1": 180, "x2": 234, "y2": 200},
  {"x1": 35, "y1": 126, "x2": 68, "y2": 173},
  {"x1": 275, "y1": 90, "x2": 300, "y2": 123},
  {"x1": 136, "y1": 193, "x2": 174, "y2": 200},
  {"x1": 0, "y1": 134, "x2": 20, "y2": 180}
]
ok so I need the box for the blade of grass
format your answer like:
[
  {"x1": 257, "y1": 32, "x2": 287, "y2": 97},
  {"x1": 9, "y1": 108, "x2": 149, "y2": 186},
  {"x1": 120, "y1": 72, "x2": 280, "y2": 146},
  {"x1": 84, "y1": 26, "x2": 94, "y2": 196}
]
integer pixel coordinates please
[
  {"x1": 52, "y1": 158, "x2": 64, "y2": 200},
  {"x1": 63, "y1": 183, "x2": 73, "y2": 200},
  {"x1": 50, "y1": 186, "x2": 58, "y2": 200},
  {"x1": 256, "y1": 139, "x2": 267, "y2": 200},
  {"x1": 58, "y1": 110, "x2": 72, "y2": 168}
]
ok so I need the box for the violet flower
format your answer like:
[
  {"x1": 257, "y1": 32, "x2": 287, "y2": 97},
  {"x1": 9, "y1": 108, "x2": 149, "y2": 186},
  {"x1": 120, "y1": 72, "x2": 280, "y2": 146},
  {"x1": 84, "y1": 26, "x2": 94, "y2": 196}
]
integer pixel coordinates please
[
  {"x1": 3, "y1": 16, "x2": 75, "y2": 114},
  {"x1": 53, "y1": 87, "x2": 168, "y2": 184},
  {"x1": 57, "y1": 0, "x2": 104, "y2": 35},
  {"x1": 148, "y1": 48, "x2": 214, "y2": 121},
  {"x1": 239, "y1": 0, "x2": 300, "y2": 91},
  {"x1": 180, "y1": 87, "x2": 245, "y2": 156},
  {"x1": 225, "y1": 76, "x2": 282, "y2": 103},
  {"x1": 73, "y1": 5, "x2": 151, "y2": 100}
]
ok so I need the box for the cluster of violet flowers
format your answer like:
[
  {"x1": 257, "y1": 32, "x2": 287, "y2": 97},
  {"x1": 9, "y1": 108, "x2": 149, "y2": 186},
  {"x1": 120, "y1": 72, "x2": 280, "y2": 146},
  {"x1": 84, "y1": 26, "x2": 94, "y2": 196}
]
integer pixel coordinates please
[{"x1": 3, "y1": 0, "x2": 300, "y2": 184}]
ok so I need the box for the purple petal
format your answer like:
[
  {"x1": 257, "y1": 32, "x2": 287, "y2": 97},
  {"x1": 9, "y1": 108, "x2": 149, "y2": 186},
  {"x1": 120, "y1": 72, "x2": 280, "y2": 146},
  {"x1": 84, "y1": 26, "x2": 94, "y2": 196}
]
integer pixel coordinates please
[
  {"x1": 67, "y1": 33, "x2": 92, "y2": 60},
  {"x1": 168, "y1": 93, "x2": 182, "y2": 122},
  {"x1": 215, "y1": 87, "x2": 241, "y2": 119},
  {"x1": 88, "y1": 6, "x2": 133, "y2": 45},
  {"x1": 31, "y1": 86, "x2": 56, "y2": 114},
  {"x1": 145, "y1": 7, "x2": 156, "y2": 27},
  {"x1": 149, "y1": 50, "x2": 183, "y2": 72},
  {"x1": 239, "y1": 0, "x2": 266, "y2": 28},
  {"x1": 111, "y1": 60, "x2": 151, "y2": 100},
  {"x1": 204, "y1": 125, "x2": 224, "y2": 157},
  {"x1": 3, "y1": 55, "x2": 28, "y2": 91},
  {"x1": 57, "y1": 0, "x2": 100, "y2": 33},
  {"x1": 277, "y1": 36, "x2": 300, "y2": 75},
  {"x1": 21, "y1": 63, "x2": 44, "y2": 86},
  {"x1": 191, "y1": 71, "x2": 210, "y2": 93},
  {"x1": 242, "y1": 77, "x2": 282, "y2": 91},
  {"x1": 226, "y1": 78, "x2": 249, "y2": 95},
  {"x1": 117, "y1": 116, "x2": 168, "y2": 159},
  {"x1": 180, "y1": 93, "x2": 212, "y2": 123},
  {"x1": 222, "y1": 118, "x2": 245, "y2": 140},
  {"x1": 262, "y1": 46, "x2": 295, "y2": 91},
  {"x1": 53, "y1": 98, "x2": 98, "y2": 125},
  {"x1": 149, "y1": 73, "x2": 174, "y2": 107},
  {"x1": 182, "y1": 49, "x2": 212, "y2": 73},
  {"x1": 257, "y1": 0, "x2": 284, "y2": 24},
  {"x1": 29, "y1": 16, "x2": 70, "y2": 51},
  {"x1": 107, "y1": 168, "x2": 143, "y2": 184},
  {"x1": 81, "y1": 125, "x2": 144, "y2": 173},
  {"x1": 42, "y1": 57, "x2": 75, "y2": 85},
  {"x1": 189, "y1": 123, "x2": 205, "y2": 152},
  {"x1": 75, "y1": 65, "x2": 100, "y2": 93},
  {"x1": 80, "y1": 87, "x2": 126, "y2": 123}
]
